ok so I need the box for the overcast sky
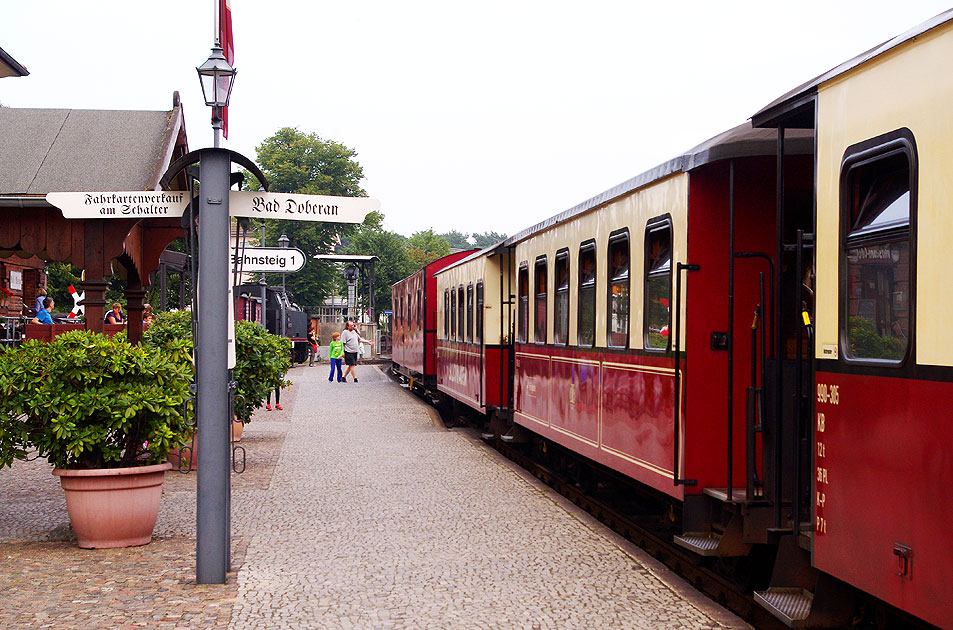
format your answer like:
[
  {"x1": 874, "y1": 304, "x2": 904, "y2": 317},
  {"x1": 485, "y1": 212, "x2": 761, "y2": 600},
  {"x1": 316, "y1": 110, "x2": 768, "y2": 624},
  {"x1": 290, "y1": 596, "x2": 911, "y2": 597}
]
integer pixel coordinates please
[{"x1": 2, "y1": 1, "x2": 950, "y2": 240}]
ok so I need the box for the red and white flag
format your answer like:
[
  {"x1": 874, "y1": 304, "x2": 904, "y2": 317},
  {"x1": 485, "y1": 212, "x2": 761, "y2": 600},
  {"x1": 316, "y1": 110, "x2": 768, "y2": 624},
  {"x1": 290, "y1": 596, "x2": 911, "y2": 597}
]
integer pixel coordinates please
[{"x1": 219, "y1": 0, "x2": 235, "y2": 138}]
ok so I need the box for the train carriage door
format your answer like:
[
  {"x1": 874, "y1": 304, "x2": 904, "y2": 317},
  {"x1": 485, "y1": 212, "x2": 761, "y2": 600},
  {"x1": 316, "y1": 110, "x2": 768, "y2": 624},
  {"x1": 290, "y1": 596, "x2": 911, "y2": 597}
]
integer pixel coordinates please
[{"x1": 766, "y1": 126, "x2": 816, "y2": 536}]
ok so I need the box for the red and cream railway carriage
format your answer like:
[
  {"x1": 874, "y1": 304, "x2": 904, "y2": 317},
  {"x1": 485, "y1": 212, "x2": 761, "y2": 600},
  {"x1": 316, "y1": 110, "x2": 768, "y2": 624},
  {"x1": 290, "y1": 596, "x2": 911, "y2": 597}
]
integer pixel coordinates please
[
  {"x1": 433, "y1": 245, "x2": 514, "y2": 418},
  {"x1": 750, "y1": 11, "x2": 953, "y2": 630},
  {"x1": 503, "y1": 124, "x2": 812, "y2": 503},
  {"x1": 391, "y1": 250, "x2": 475, "y2": 390}
]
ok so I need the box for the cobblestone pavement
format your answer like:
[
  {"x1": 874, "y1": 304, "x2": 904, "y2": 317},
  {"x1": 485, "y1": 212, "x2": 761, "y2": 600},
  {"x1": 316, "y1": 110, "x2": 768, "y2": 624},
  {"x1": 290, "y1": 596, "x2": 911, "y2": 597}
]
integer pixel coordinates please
[{"x1": 0, "y1": 363, "x2": 751, "y2": 629}]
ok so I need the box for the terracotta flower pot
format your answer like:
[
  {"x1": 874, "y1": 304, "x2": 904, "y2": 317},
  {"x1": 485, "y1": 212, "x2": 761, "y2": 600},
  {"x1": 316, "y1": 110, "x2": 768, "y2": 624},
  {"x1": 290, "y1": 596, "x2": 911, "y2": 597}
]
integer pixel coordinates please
[
  {"x1": 231, "y1": 420, "x2": 244, "y2": 442},
  {"x1": 53, "y1": 462, "x2": 172, "y2": 549}
]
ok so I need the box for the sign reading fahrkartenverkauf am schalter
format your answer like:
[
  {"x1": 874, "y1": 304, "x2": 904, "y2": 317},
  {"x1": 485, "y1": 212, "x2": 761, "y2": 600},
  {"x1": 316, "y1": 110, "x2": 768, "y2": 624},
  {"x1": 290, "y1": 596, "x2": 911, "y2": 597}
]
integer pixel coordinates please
[{"x1": 46, "y1": 191, "x2": 189, "y2": 218}]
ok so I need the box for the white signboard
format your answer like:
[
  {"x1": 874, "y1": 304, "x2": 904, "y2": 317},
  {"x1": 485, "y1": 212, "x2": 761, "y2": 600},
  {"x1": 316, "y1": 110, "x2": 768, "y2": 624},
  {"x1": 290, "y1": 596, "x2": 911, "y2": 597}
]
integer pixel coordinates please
[
  {"x1": 228, "y1": 191, "x2": 379, "y2": 223},
  {"x1": 46, "y1": 192, "x2": 189, "y2": 219},
  {"x1": 10, "y1": 269, "x2": 22, "y2": 291},
  {"x1": 231, "y1": 247, "x2": 307, "y2": 273},
  {"x1": 46, "y1": 191, "x2": 380, "y2": 224}
]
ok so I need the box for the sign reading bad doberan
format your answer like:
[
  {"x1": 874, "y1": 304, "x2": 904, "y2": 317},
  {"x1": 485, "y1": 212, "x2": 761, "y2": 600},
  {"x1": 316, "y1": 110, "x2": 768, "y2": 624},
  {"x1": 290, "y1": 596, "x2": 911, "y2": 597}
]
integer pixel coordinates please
[
  {"x1": 46, "y1": 191, "x2": 379, "y2": 223},
  {"x1": 232, "y1": 247, "x2": 307, "y2": 273}
]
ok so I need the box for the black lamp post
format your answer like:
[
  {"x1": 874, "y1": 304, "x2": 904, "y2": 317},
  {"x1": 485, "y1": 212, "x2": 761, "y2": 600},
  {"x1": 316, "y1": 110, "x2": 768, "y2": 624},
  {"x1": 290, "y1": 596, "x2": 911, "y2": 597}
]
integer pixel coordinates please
[
  {"x1": 194, "y1": 42, "x2": 236, "y2": 585},
  {"x1": 277, "y1": 233, "x2": 289, "y2": 336}
]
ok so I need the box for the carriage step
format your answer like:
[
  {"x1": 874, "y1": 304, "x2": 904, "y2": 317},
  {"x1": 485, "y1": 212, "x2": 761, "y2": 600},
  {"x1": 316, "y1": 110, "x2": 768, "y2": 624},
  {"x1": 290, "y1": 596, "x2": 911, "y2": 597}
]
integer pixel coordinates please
[
  {"x1": 753, "y1": 588, "x2": 813, "y2": 627},
  {"x1": 673, "y1": 532, "x2": 723, "y2": 556}
]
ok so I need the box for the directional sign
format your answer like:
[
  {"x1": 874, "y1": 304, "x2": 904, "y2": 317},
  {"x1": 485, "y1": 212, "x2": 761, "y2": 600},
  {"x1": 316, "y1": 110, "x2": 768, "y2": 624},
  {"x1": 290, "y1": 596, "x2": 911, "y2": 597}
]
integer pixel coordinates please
[
  {"x1": 228, "y1": 191, "x2": 379, "y2": 223},
  {"x1": 231, "y1": 247, "x2": 307, "y2": 273},
  {"x1": 46, "y1": 191, "x2": 380, "y2": 223},
  {"x1": 46, "y1": 191, "x2": 189, "y2": 219}
]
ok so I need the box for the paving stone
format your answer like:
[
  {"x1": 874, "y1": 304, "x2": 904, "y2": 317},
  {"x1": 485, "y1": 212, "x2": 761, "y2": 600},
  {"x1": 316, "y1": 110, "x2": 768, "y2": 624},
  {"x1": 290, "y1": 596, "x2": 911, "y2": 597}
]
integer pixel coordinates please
[{"x1": 0, "y1": 363, "x2": 749, "y2": 629}]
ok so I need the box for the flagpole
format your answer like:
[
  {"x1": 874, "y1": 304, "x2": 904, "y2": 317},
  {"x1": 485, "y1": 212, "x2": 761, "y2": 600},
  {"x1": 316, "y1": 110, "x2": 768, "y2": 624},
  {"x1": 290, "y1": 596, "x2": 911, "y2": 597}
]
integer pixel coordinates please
[{"x1": 214, "y1": 0, "x2": 220, "y2": 46}]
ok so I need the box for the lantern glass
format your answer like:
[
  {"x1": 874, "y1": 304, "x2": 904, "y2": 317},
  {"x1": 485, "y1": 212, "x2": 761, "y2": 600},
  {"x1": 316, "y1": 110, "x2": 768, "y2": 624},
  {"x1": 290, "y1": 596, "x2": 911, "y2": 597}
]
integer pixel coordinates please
[{"x1": 196, "y1": 47, "x2": 236, "y2": 108}]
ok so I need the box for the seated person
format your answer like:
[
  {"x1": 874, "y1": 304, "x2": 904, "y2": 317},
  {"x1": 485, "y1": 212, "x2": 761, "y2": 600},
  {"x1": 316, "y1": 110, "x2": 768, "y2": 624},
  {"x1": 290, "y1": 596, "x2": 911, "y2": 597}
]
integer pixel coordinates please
[
  {"x1": 31, "y1": 297, "x2": 54, "y2": 325},
  {"x1": 105, "y1": 302, "x2": 125, "y2": 325}
]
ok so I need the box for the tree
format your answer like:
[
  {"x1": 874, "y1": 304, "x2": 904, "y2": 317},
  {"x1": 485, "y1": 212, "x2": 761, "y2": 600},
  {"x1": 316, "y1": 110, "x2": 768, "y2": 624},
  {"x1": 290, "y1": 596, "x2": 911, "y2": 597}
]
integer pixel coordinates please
[
  {"x1": 344, "y1": 211, "x2": 414, "y2": 315},
  {"x1": 406, "y1": 230, "x2": 451, "y2": 269},
  {"x1": 245, "y1": 127, "x2": 369, "y2": 308},
  {"x1": 471, "y1": 231, "x2": 508, "y2": 248},
  {"x1": 439, "y1": 230, "x2": 471, "y2": 250}
]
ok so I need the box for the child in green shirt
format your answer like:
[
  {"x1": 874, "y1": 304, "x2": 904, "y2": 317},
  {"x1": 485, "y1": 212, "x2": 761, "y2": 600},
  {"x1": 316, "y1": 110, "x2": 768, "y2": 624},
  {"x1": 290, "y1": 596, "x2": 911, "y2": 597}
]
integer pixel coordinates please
[{"x1": 328, "y1": 332, "x2": 344, "y2": 382}]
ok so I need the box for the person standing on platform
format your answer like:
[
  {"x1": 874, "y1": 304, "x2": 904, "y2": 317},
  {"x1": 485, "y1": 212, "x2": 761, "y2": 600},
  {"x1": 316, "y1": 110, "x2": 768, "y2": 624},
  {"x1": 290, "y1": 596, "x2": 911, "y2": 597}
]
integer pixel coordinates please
[
  {"x1": 340, "y1": 320, "x2": 372, "y2": 383},
  {"x1": 30, "y1": 297, "x2": 54, "y2": 325},
  {"x1": 307, "y1": 320, "x2": 319, "y2": 367},
  {"x1": 328, "y1": 332, "x2": 344, "y2": 382}
]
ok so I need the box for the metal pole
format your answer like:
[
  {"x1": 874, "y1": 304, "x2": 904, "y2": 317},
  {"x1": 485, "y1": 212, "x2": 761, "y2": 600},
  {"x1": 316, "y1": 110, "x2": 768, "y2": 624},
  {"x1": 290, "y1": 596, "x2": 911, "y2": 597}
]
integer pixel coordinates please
[
  {"x1": 196, "y1": 148, "x2": 230, "y2": 584},
  {"x1": 259, "y1": 277, "x2": 267, "y2": 329}
]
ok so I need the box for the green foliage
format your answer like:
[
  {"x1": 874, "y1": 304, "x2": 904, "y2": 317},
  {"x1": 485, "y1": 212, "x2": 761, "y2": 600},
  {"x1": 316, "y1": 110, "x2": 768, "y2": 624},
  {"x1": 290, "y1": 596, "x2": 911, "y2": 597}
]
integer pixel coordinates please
[
  {"x1": 344, "y1": 211, "x2": 414, "y2": 313},
  {"x1": 406, "y1": 229, "x2": 451, "y2": 269},
  {"x1": 233, "y1": 320, "x2": 292, "y2": 422},
  {"x1": 0, "y1": 330, "x2": 192, "y2": 469},
  {"x1": 245, "y1": 127, "x2": 370, "y2": 307},
  {"x1": 847, "y1": 316, "x2": 906, "y2": 360},
  {"x1": 439, "y1": 230, "x2": 472, "y2": 250},
  {"x1": 143, "y1": 310, "x2": 290, "y2": 423},
  {"x1": 471, "y1": 231, "x2": 508, "y2": 248}
]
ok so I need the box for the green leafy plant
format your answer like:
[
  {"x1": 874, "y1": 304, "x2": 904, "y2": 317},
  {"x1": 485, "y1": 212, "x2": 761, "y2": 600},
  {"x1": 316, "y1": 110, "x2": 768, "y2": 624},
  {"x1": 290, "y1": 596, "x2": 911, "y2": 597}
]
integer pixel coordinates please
[
  {"x1": 143, "y1": 310, "x2": 290, "y2": 423},
  {"x1": 0, "y1": 330, "x2": 191, "y2": 469}
]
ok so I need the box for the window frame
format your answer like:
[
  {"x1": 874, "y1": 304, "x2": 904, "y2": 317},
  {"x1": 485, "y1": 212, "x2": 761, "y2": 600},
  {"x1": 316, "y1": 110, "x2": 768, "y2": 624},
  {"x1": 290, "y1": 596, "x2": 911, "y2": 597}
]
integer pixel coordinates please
[
  {"x1": 475, "y1": 281, "x2": 484, "y2": 345},
  {"x1": 838, "y1": 128, "x2": 917, "y2": 367},
  {"x1": 577, "y1": 240, "x2": 597, "y2": 348},
  {"x1": 417, "y1": 289, "x2": 423, "y2": 330},
  {"x1": 466, "y1": 283, "x2": 474, "y2": 343},
  {"x1": 606, "y1": 229, "x2": 630, "y2": 349},
  {"x1": 450, "y1": 286, "x2": 457, "y2": 340},
  {"x1": 643, "y1": 216, "x2": 673, "y2": 353},
  {"x1": 553, "y1": 248, "x2": 570, "y2": 346},
  {"x1": 444, "y1": 289, "x2": 449, "y2": 338},
  {"x1": 517, "y1": 264, "x2": 529, "y2": 343},
  {"x1": 457, "y1": 285, "x2": 465, "y2": 342},
  {"x1": 534, "y1": 255, "x2": 548, "y2": 344}
]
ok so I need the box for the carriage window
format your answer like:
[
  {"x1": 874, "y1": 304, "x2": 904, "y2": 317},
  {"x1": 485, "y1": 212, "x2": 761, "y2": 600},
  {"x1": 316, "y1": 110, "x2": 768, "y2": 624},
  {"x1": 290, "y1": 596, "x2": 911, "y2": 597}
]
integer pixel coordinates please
[
  {"x1": 843, "y1": 143, "x2": 913, "y2": 362},
  {"x1": 554, "y1": 250, "x2": 570, "y2": 345},
  {"x1": 417, "y1": 289, "x2": 422, "y2": 329},
  {"x1": 607, "y1": 232, "x2": 629, "y2": 348},
  {"x1": 466, "y1": 284, "x2": 474, "y2": 343},
  {"x1": 450, "y1": 288, "x2": 456, "y2": 339},
  {"x1": 444, "y1": 289, "x2": 449, "y2": 338},
  {"x1": 457, "y1": 286, "x2": 465, "y2": 342},
  {"x1": 534, "y1": 256, "x2": 547, "y2": 343},
  {"x1": 645, "y1": 220, "x2": 672, "y2": 351},
  {"x1": 518, "y1": 265, "x2": 529, "y2": 343},
  {"x1": 578, "y1": 242, "x2": 596, "y2": 347},
  {"x1": 475, "y1": 281, "x2": 484, "y2": 345}
]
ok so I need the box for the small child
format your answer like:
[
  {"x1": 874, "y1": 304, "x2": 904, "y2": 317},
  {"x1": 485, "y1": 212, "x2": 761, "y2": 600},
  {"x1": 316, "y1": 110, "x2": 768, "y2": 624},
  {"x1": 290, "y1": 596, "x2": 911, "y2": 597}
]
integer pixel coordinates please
[{"x1": 328, "y1": 332, "x2": 344, "y2": 382}]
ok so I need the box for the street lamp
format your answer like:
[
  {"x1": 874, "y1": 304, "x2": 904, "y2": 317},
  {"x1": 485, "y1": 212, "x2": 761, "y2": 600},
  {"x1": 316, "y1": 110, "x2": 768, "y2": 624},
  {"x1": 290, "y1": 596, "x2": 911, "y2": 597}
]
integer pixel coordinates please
[
  {"x1": 196, "y1": 45, "x2": 236, "y2": 147},
  {"x1": 193, "y1": 40, "x2": 236, "y2": 586}
]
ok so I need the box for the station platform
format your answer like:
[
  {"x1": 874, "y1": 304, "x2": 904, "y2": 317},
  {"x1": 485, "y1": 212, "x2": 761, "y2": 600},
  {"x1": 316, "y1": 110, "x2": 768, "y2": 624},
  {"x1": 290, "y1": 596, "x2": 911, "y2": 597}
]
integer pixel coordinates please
[{"x1": 0, "y1": 364, "x2": 749, "y2": 629}]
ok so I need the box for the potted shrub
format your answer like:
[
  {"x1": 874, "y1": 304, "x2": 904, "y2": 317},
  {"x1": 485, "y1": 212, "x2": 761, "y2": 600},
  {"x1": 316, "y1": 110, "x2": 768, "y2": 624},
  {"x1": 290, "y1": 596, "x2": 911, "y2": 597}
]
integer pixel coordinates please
[
  {"x1": 0, "y1": 330, "x2": 191, "y2": 548},
  {"x1": 143, "y1": 312, "x2": 289, "y2": 462}
]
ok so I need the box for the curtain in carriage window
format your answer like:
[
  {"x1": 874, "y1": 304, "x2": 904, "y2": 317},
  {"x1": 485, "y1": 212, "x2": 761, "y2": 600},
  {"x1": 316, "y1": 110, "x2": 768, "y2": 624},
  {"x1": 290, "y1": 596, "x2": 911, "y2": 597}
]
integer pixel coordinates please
[{"x1": 607, "y1": 232, "x2": 629, "y2": 348}]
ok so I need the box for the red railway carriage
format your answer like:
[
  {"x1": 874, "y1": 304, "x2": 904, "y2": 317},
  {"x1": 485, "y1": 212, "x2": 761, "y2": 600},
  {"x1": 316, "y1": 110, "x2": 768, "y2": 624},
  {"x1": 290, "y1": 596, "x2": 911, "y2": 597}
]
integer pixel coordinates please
[
  {"x1": 433, "y1": 245, "x2": 514, "y2": 417},
  {"x1": 503, "y1": 123, "x2": 812, "y2": 502},
  {"x1": 391, "y1": 250, "x2": 476, "y2": 388},
  {"x1": 747, "y1": 11, "x2": 953, "y2": 629}
]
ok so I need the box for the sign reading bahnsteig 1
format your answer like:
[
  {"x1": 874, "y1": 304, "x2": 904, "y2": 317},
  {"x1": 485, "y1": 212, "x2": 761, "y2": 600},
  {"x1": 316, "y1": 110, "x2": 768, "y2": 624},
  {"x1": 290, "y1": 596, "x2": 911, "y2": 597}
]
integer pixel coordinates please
[
  {"x1": 232, "y1": 247, "x2": 307, "y2": 273},
  {"x1": 45, "y1": 191, "x2": 380, "y2": 223}
]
